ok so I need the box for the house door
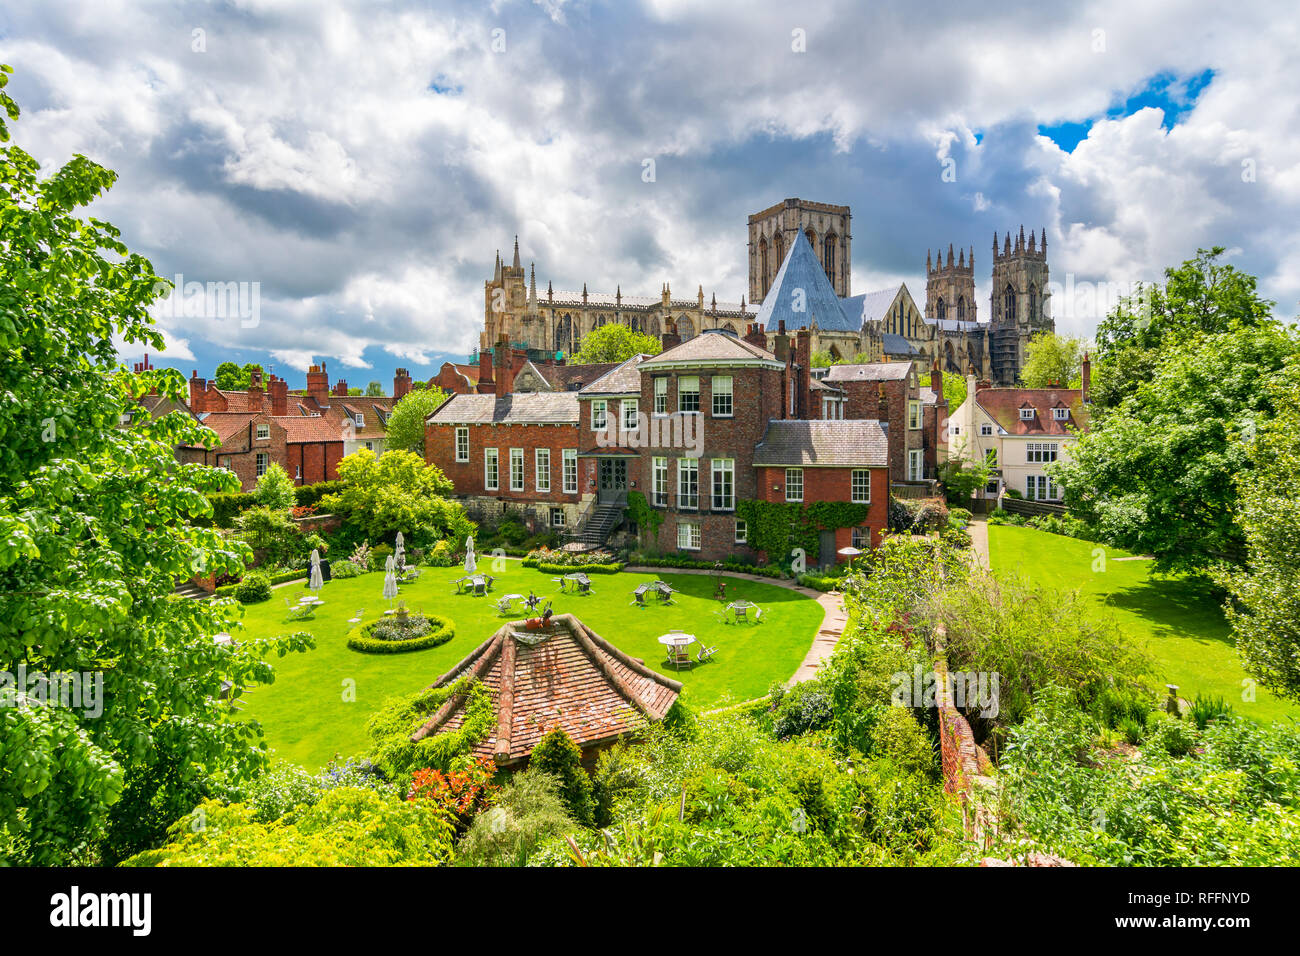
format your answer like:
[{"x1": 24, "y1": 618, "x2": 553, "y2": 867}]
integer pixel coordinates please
[
  {"x1": 819, "y1": 530, "x2": 837, "y2": 570},
  {"x1": 597, "y1": 458, "x2": 628, "y2": 504}
]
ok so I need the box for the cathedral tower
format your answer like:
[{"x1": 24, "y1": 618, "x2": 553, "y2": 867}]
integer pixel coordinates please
[
  {"x1": 989, "y1": 226, "x2": 1051, "y2": 385},
  {"x1": 925, "y1": 244, "x2": 976, "y2": 324},
  {"x1": 748, "y1": 198, "x2": 851, "y2": 302}
]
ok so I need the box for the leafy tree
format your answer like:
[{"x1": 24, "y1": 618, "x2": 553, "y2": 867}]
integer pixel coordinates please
[
  {"x1": 385, "y1": 385, "x2": 449, "y2": 456},
  {"x1": 937, "y1": 446, "x2": 994, "y2": 505},
  {"x1": 530, "y1": 727, "x2": 594, "y2": 827},
  {"x1": 252, "y1": 461, "x2": 296, "y2": 512},
  {"x1": 0, "y1": 67, "x2": 310, "y2": 864},
  {"x1": 811, "y1": 350, "x2": 834, "y2": 368},
  {"x1": 943, "y1": 372, "x2": 966, "y2": 412},
  {"x1": 1092, "y1": 248, "x2": 1273, "y2": 410},
  {"x1": 1053, "y1": 322, "x2": 1299, "y2": 574},
  {"x1": 572, "y1": 323, "x2": 662, "y2": 364},
  {"x1": 348, "y1": 387, "x2": 363, "y2": 396},
  {"x1": 1222, "y1": 361, "x2": 1300, "y2": 702},
  {"x1": 213, "y1": 361, "x2": 263, "y2": 391},
  {"x1": 1019, "y1": 333, "x2": 1085, "y2": 388},
  {"x1": 322, "y1": 449, "x2": 473, "y2": 545},
  {"x1": 366, "y1": 381, "x2": 384, "y2": 397}
]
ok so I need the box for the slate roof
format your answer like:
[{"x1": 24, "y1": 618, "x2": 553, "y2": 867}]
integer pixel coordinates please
[
  {"x1": 882, "y1": 333, "x2": 919, "y2": 356},
  {"x1": 427, "y1": 392, "x2": 579, "y2": 425},
  {"x1": 840, "y1": 287, "x2": 899, "y2": 327},
  {"x1": 640, "y1": 329, "x2": 777, "y2": 367},
  {"x1": 974, "y1": 387, "x2": 1089, "y2": 437},
  {"x1": 753, "y1": 419, "x2": 889, "y2": 468},
  {"x1": 756, "y1": 232, "x2": 855, "y2": 332},
  {"x1": 412, "y1": 613, "x2": 682, "y2": 766},
  {"x1": 823, "y1": 361, "x2": 912, "y2": 383},
  {"x1": 579, "y1": 354, "x2": 649, "y2": 395},
  {"x1": 538, "y1": 362, "x2": 620, "y2": 391}
]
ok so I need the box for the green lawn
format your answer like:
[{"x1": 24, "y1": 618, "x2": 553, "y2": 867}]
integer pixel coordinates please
[
  {"x1": 230, "y1": 560, "x2": 824, "y2": 770},
  {"x1": 988, "y1": 525, "x2": 1299, "y2": 724}
]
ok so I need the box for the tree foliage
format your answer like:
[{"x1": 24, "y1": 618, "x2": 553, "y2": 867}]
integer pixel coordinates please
[
  {"x1": 213, "y1": 361, "x2": 263, "y2": 391},
  {"x1": 0, "y1": 68, "x2": 311, "y2": 864},
  {"x1": 252, "y1": 461, "x2": 296, "y2": 512},
  {"x1": 384, "y1": 385, "x2": 449, "y2": 456},
  {"x1": 321, "y1": 448, "x2": 473, "y2": 545},
  {"x1": 1019, "y1": 333, "x2": 1085, "y2": 388},
  {"x1": 1053, "y1": 322, "x2": 1298, "y2": 574},
  {"x1": 1091, "y1": 248, "x2": 1274, "y2": 411},
  {"x1": 572, "y1": 323, "x2": 662, "y2": 364},
  {"x1": 1221, "y1": 360, "x2": 1300, "y2": 702}
]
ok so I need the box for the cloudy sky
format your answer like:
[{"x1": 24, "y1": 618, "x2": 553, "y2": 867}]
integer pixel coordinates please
[{"x1": 2, "y1": 0, "x2": 1296, "y2": 389}]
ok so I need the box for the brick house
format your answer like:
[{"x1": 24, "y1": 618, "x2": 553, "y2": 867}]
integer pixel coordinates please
[
  {"x1": 821, "y1": 361, "x2": 928, "y2": 483},
  {"x1": 753, "y1": 419, "x2": 891, "y2": 555},
  {"x1": 425, "y1": 327, "x2": 895, "y2": 564},
  {"x1": 425, "y1": 391, "x2": 584, "y2": 530}
]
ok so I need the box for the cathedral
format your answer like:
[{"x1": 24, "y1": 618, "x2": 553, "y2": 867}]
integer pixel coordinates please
[{"x1": 481, "y1": 197, "x2": 1054, "y2": 385}]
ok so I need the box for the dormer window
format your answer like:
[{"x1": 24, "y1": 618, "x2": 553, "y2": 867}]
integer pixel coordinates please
[
  {"x1": 1019, "y1": 408, "x2": 1035, "y2": 421},
  {"x1": 1053, "y1": 407, "x2": 1069, "y2": 421},
  {"x1": 354, "y1": 413, "x2": 364, "y2": 427}
]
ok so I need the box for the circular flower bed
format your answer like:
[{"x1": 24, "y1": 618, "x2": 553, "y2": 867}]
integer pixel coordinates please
[{"x1": 347, "y1": 612, "x2": 455, "y2": 654}]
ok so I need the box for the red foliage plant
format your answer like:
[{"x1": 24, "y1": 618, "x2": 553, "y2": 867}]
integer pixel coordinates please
[{"x1": 407, "y1": 756, "x2": 498, "y2": 826}]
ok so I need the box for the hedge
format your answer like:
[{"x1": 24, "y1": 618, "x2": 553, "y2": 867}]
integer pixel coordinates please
[
  {"x1": 207, "y1": 491, "x2": 257, "y2": 527},
  {"x1": 628, "y1": 555, "x2": 786, "y2": 578},
  {"x1": 522, "y1": 558, "x2": 624, "y2": 574},
  {"x1": 294, "y1": 480, "x2": 345, "y2": 508},
  {"x1": 347, "y1": 613, "x2": 455, "y2": 654},
  {"x1": 214, "y1": 568, "x2": 307, "y2": 597}
]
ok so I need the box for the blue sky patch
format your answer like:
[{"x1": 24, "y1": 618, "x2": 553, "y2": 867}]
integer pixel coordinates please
[{"x1": 1039, "y1": 68, "x2": 1215, "y2": 152}]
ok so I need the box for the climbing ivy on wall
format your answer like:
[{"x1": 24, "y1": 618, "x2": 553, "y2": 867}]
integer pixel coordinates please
[
  {"x1": 735, "y1": 500, "x2": 871, "y2": 564},
  {"x1": 625, "y1": 490, "x2": 664, "y2": 540}
]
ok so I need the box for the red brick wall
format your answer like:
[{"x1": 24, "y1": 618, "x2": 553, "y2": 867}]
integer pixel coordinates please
[
  {"x1": 286, "y1": 441, "x2": 344, "y2": 485},
  {"x1": 836, "y1": 368, "x2": 921, "y2": 482},
  {"x1": 754, "y1": 465, "x2": 889, "y2": 553},
  {"x1": 427, "y1": 421, "x2": 581, "y2": 503}
]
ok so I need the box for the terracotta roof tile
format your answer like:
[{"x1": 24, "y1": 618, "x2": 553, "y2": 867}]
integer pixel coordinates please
[
  {"x1": 414, "y1": 614, "x2": 681, "y2": 766},
  {"x1": 974, "y1": 387, "x2": 1089, "y2": 436}
]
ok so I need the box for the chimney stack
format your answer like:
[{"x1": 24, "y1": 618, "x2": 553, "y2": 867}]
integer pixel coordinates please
[
  {"x1": 268, "y1": 375, "x2": 288, "y2": 416},
  {"x1": 189, "y1": 370, "x2": 207, "y2": 413},
  {"x1": 306, "y1": 361, "x2": 330, "y2": 405},
  {"x1": 332, "y1": 380, "x2": 348, "y2": 397},
  {"x1": 877, "y1": 383, "x2": 889, "y2": 421},
  {"x1": 930, "y1": 359, "x2": 943, "y2": 403},
  {"x1": 743, "y1": 322, "x2": 768, "y2": 351},
  {"x1": 794, "y1": 328, "x2": 812, "y2": 419},
  {"x1": 660, "y1": 318, "x2": 682, "y2": 352},
  {"x1": 1081, "y1": 352, "x2": 1091, "y2": 403},
  {"x1": 494, "y1": 334, "x2": 516, "y2": 394},
  {"x1": 394, "y1": 367, "x2": 412, "y2": 401}
]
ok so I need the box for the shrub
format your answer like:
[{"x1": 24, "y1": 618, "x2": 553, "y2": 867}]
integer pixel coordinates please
[
  {"x1": 365, "y1": 680, "x2": 495, "y2": 790},
  {"x1": 303, "y1": 533, "x2": 328, "y2": 556},
  {"x1": 348, "y1": 614, "x2": 455, "y2": 654},
  {"x1": 771, "y1": 680, "x2": 834, "y2": 739},
  {"x1": 247, "y1": 763, "x2": 320, "y2": 823},
  {"x1": 869, "y1": 706, "x2": 935, "y2": 776},
  {"x1": 524, "y1": 559, "x2": 623, "y2": 575},
  {"x1": 206, "y1": 491, "x2": 257, "y2": 528},
  {"x1": 253, "y1": 462, "x2": 297, "y2": 512},
  {"x1": 234, "y1": 572, "x2": 272, "y2": 604},
  {"x1": 294, "y1": 480, "x2": 345, "y2": 509},
  {"x1": 458, "y1": 768, "x2": 575, "y2": 867},
  {"x1": 316, "y1": 757, "x2": 393, "y2": 795},
  {"x1": 330, "y1": 560, "x2": 363, "y2": 579},
  {"x1": 408, "y1": 756, "x2": 498, "y2": 833},
  {"x1": 368, "y1": 543, "x2": 394, "y2": 571},
  {"x1": 1190, "y1": 693, "x2": 1233, "y2": 731},
  {"x1": 930, "y1": 570, "x2": 1153, "y2": 736},
  {"x1": 236, "y1": 505, "x2": 301, "y2": 566},
  {"x1": 529, "y1": 728, "x2": 594, "y2": 828},
  {"x1": 1146, "y1": 712, "x2": 1196, "y2": 757},
  {"x1": 424, "y1": 539, "x2": 456, "y2": 567}
]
